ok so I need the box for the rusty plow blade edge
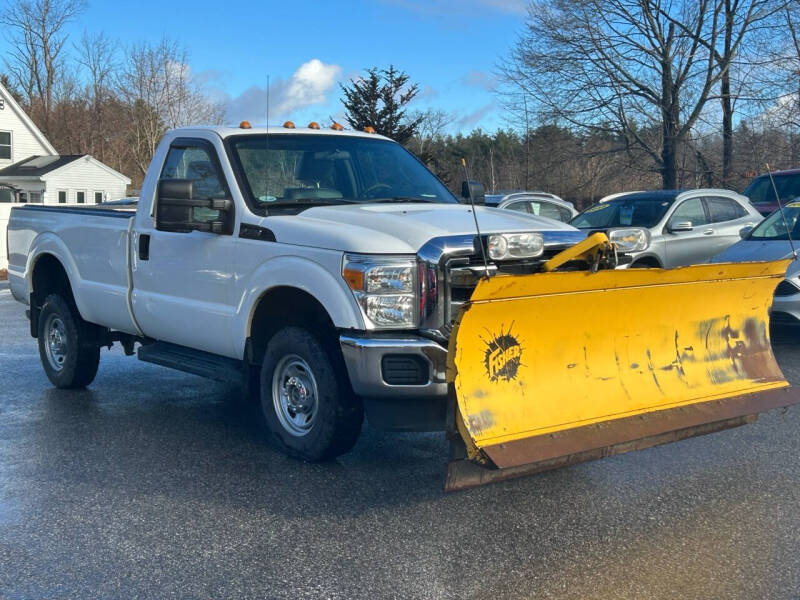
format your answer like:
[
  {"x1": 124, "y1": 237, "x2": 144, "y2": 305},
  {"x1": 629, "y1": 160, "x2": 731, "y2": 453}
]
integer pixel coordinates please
[{"x1": 444, "y1": 259, "x2": 800, "y2": 492}]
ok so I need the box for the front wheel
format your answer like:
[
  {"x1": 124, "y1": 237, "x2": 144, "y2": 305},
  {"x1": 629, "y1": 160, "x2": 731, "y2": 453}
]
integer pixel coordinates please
[
  {"x1": 37, "y1": 294, "x2": 100, "y2": 389},
  {"x1": 259, "y1": 326, "x2": 363, "y2": 461}
]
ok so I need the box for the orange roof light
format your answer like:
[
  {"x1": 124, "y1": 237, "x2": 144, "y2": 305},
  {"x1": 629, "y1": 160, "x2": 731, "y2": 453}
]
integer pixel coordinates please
[
  {"x1": 283, "y1": 120, "x2": 296, "y2": 129},
  {"x1": 308, "y1": 121, "x2": 320, "y2": 130},
  {"x1": 363, "y1": 126, "x2": 376, "y2": 134},
  {"x1": 239, "y1": 121, "x2": 252, "y2": 129},
  {"x1": 331, "y1": 122, "x2": 344, "y2": 131}
]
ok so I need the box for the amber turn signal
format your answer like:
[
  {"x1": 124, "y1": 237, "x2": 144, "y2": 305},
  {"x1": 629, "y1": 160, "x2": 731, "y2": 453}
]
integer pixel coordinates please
[{"x1": 342, "y1": 268, "x2": 364, "y2": 291}]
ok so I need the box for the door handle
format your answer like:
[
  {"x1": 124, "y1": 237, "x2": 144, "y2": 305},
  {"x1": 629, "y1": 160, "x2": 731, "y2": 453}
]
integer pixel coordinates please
[
  {"x1": 702, "y1": 229, "x2": 714, "y2": 235},
  {"x1": 138, "y1": 234, "x2": 150, "y2": 260}
]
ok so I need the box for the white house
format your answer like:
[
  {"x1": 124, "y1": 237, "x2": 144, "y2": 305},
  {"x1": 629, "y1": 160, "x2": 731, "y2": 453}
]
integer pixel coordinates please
[{"x1": 0, "y1": 81, "x2": 131, "y2": 271}]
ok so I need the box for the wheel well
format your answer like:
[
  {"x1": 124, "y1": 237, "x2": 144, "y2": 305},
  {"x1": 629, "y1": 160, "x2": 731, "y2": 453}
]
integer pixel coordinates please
[
  {"x1": 630, "y1": 256, "x2": 661, "y2": 268},
  {"x1": 29, "y1": 254, "x2": 75, "y2": 337},
  {"x1": 248, "y1": 287, "x2": 337, "y2": 364}
]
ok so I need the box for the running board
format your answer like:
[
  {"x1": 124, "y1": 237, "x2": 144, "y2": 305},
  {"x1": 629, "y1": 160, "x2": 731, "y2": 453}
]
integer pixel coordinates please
[{"x1": 137, "y1": 341, "x2": 243, "y2": 384}]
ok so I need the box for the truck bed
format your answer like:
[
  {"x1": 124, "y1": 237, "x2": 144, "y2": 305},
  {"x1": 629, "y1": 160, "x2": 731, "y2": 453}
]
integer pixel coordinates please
[{"x1": 7, "y1": 204, "x2": 138, "y2": 334}]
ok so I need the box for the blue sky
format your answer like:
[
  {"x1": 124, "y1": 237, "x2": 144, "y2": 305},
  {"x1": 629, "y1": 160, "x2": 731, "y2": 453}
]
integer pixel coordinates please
[{"x1": 0, "y1": 0, "x2": 529, "y2": 132}]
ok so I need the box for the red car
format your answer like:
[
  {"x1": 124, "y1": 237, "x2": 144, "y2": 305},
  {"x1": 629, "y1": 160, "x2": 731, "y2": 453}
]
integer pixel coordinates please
[{"x1": 743, "y1": 168, "x2": 800, "y2": 216}]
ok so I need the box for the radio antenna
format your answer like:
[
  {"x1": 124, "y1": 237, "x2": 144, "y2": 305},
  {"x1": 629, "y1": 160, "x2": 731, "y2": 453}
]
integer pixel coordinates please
[
  {"x1": 766, "y1": 163, "x2": 797, "y2": 260},
  {"x1": 461, "y1": 157, "x2": 491, "y2": 278},
  {"x1": 265, "y1": 75, "x2": 270, "y2": 204}
]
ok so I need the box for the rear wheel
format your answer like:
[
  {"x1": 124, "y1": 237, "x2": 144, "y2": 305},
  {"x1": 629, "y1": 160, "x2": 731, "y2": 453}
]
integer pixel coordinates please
[
  {"x1": 37, "y1": 294, "x2": 100, "y2": 389},
  {"x1": 259, "y1": 326, "x2": 363, "y2": 461}
]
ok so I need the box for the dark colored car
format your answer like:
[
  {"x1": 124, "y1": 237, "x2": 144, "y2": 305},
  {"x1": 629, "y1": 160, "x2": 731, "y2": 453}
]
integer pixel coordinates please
[{"x1": 743, "y1": 169, "x2": 800, "y2": 216}]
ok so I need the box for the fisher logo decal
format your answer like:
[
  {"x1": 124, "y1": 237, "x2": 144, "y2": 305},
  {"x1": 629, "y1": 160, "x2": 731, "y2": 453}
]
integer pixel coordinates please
[{"x1": 483, "y1": 323, "x2": 523, "y2": 382}]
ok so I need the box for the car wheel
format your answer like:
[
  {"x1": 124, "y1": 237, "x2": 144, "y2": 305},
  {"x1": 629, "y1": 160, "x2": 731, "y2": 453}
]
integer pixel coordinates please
[
  {"x1": 259, "y1": 326, "x2": 363, "y2": 461},
  {"x1": 37, "y1": 293, "x2": 101, "y2": 389}
]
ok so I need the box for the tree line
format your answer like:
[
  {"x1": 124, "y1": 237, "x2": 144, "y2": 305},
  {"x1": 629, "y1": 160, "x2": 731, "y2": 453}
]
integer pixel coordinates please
[
  {"x1": 5, "y1": 0, "x2": 800, "y2": 207},
  {"x1": 1, "y1": 0, "x2": 223, "y2": 188}
]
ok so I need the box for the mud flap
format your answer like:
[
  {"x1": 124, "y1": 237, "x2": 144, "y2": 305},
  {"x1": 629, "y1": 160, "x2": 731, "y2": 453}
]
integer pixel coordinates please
[{"x1": 445, "y1": 259, "x2": 799, "y2": 492}]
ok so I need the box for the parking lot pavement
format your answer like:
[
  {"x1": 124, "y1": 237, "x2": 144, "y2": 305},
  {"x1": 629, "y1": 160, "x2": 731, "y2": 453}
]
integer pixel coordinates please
[{"x1": 2, "y1": 282, "x2": 800, "y2": 600}]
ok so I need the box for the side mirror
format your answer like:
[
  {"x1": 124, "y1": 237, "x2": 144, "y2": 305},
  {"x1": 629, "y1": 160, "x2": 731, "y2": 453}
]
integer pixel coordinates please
[
  {"x1": 461, "y1": 180, "x2": 486, "y2": 205},
  {"x1": 156, "y1": 179, "x2": 232, "y2": 234},
  {"x1": 739, "y1": 224, "x2": 754, "y2": 239},
  {"x1": 668, "y1": 220, "x2": 693, "y2": 233}
]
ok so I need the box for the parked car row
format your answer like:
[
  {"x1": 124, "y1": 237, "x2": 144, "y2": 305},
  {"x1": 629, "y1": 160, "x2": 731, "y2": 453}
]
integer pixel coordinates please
[{"x1": 478, "y1": 167, "x2": 800, "y2": 325}]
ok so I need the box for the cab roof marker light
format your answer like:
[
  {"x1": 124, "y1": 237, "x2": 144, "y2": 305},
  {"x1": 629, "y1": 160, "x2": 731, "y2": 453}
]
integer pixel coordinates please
[
  {"x1": 239, "y1": 121, "x2": 252, "y2": 129},
  {"x1": 308, "y1": 121, "x2": 320, "y2": 130},
  {"x1": 363, "y1": 126, "x2": 376, "y2": 134},
  {"x1": 283, "y1": 120, "x2": 295, "y2": 129},
  {"x1": 331, "y1": 122, "x2": 344, "y2": 131}
]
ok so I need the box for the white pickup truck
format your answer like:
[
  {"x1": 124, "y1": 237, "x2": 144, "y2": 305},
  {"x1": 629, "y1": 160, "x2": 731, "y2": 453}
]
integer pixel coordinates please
[{"x1": 7, "y1": 123, "x2": 589, "y2": 461}]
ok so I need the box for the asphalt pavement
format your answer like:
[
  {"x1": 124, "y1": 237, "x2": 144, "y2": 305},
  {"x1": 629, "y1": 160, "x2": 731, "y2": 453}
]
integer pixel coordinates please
[{"x1": 2, "y1": 280, "x2": 800, "y2": 599}]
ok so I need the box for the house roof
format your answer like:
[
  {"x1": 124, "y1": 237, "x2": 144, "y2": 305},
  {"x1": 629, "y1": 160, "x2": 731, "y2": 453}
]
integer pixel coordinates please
[
  {"x1": 0, "y1": 154, "x2": 131, "y2": 184},
  {"x1": 0, "y1": 81, "x2": 57, "y2": 155},
  {"x1": 0, "y1": 154, "x2": 83, "y2": 177}
]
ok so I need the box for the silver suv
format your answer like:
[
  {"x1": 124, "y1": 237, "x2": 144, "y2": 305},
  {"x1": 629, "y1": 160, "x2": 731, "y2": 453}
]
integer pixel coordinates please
[
  {"x1": 485, "y1": 191, "x2": 578, "y2": 222},
  {"x1": 570, "y1": 189, "x2": 762, "y2": 268}
]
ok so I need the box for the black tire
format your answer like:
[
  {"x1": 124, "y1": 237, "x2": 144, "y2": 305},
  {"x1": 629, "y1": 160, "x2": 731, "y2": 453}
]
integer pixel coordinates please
[
  {"x1": 37, "y1": 293, "x2": 100, "y2": 389},
  {"x1": 259, "y1": 326, "x2": 363, "y2": 461}
]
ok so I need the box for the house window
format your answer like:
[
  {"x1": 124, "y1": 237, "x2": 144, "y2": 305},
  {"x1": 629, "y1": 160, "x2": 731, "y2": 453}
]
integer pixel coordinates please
[
  {"x1": 18, "y1": 192, "x2": 27, "y2": 203},
  {"x1": 94, "y1": 191, "x2": 103, "y2": 203},
  {"x1": 0, "y1": 131, "x2": 11, "y2": 160},
  {"x1": 29, "y1": 192, "x2": 42, "y2": 203},
  {"x1": 76, "y1": 190, "x2": 85, "y2": 204},
  {"x1": 58, "y1": 190, "x2": 67, "y2": 203}
]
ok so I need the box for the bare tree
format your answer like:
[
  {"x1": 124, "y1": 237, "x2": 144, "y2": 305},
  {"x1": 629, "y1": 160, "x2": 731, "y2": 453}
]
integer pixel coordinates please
[
  {"x1": 1, "y1": 0, "x2": 86, "y2": 133},
  {"x1": 501, "y1": 0, "x2": 766, "y2": 188},
  {"x1": 117, "y1": 37, "x2": 225, "y2": 176}
]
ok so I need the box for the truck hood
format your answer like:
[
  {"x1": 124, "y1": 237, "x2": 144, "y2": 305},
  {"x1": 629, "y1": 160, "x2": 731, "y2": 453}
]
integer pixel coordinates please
[{"x1": 261, "y1": 203, "x2": 581, "y2": 254}]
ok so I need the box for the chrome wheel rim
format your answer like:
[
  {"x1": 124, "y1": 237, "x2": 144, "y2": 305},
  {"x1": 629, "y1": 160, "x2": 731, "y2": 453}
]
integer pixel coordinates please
[
  {"x1": 44, "y1": 314, "x2": 68, "y2": 372},
  {"x1": 271, "y1": 354, "x2": 319, "y2": 437}
]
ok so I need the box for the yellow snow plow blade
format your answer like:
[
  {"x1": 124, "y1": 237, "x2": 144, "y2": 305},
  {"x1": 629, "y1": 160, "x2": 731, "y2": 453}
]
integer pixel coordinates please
[{"x1": 446, "y1": 240, "x2": 797, "y2": 491}]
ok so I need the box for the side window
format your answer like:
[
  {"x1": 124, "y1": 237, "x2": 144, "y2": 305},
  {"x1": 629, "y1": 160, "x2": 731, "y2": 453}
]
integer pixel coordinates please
[
  {"x1": 0, "y1": 131, "x2": 11, "y2": 160},
  {"x1": 160, "y1": 143, "x2": 227, "y2": 200},
  {"x1": 535, "y1": 201, "x2": 571, "y2": 222},
  {"x1": 706, "y1": 197, "x2": 746, "y2": 223},
  {"x1": 669, "y1": 198, "x2": 707, "y2": 227},
  {"x1": 505, "y1": 200, "x2": 532, "y2": 214}
]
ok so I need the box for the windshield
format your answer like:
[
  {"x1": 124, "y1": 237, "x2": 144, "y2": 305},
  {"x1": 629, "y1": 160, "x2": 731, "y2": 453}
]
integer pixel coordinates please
[
  {"x1": 744, "y1": 174, "x2": 800, "y2": 206},
  {"x1": 748, "y1": 203, "x2": 800, "y2": 240},
  {"x1": 570, "y1": 196, "x2": 673, "y2": 228},
  {"x1": 228, "y1": 134, "x2": 456, "y2": 207}
]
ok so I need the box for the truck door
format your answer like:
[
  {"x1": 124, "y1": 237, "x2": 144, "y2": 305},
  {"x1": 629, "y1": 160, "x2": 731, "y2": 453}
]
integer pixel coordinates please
[{"x1": 131, "y1": 138, "x2": 238, "y2": 357}]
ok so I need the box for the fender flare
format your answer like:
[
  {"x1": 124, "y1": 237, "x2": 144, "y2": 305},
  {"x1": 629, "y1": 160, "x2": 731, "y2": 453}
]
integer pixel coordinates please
[{"x1": 234, "y1": 255, "x2": 365, "y2": 357}]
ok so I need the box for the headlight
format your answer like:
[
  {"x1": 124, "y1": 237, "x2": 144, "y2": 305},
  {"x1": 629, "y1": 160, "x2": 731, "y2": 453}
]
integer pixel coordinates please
[
  {"x1": 486, "y1": 232, "x2": 544, "y2": 260},
  {"x1": 608, "y1": 228, "x2": 649, "y2": 252},
  {"x1": 343, "y1": 255, "x2": 418, "y2": 329}
]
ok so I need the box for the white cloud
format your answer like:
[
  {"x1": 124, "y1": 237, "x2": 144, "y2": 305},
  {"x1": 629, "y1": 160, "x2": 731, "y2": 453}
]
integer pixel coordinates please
[
  {"x1": 276, "y1": 59, "x2": 342, "y2": 115},
  {"x1": 225, "y1": 59, "x2": 342, "y2": 123}
]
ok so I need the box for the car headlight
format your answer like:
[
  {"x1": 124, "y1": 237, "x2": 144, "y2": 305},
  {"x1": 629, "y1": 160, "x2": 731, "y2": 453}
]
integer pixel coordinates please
[
  {"x1": 342, "y1": 255, "x2": 418, "y2": 328},
  {"x1": 608, "y1": 228, "x2": 649, "y2": 253},
  {"x1": 486, "y1": 232, "x2": 544, "y2": 260}
]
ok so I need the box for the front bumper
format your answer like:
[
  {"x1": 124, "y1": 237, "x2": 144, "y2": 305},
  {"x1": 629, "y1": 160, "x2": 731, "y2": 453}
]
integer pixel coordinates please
[{"x1": 339, "y1": 333, "x2": 448, "y2": 399}]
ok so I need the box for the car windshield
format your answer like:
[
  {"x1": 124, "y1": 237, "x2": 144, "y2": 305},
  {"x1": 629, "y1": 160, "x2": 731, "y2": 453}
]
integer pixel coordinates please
[
  {"x1": 228, "y1": 134, "x2": 457, "y2": 207},
  {"x1": 570, "y1": 196, "x2": 673, "y2": 228},
  {"x1": 748, "y1": 203, "x2": 800, "y2": 240},
  {"x1": 744, "y1": 174, "x2": 800, "y2": 206}
]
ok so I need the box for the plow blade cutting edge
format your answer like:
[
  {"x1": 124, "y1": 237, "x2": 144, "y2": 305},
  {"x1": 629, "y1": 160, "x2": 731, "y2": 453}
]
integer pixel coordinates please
[{"x1": 445, "y1": 253, "x2": 799, "y2": 492}]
